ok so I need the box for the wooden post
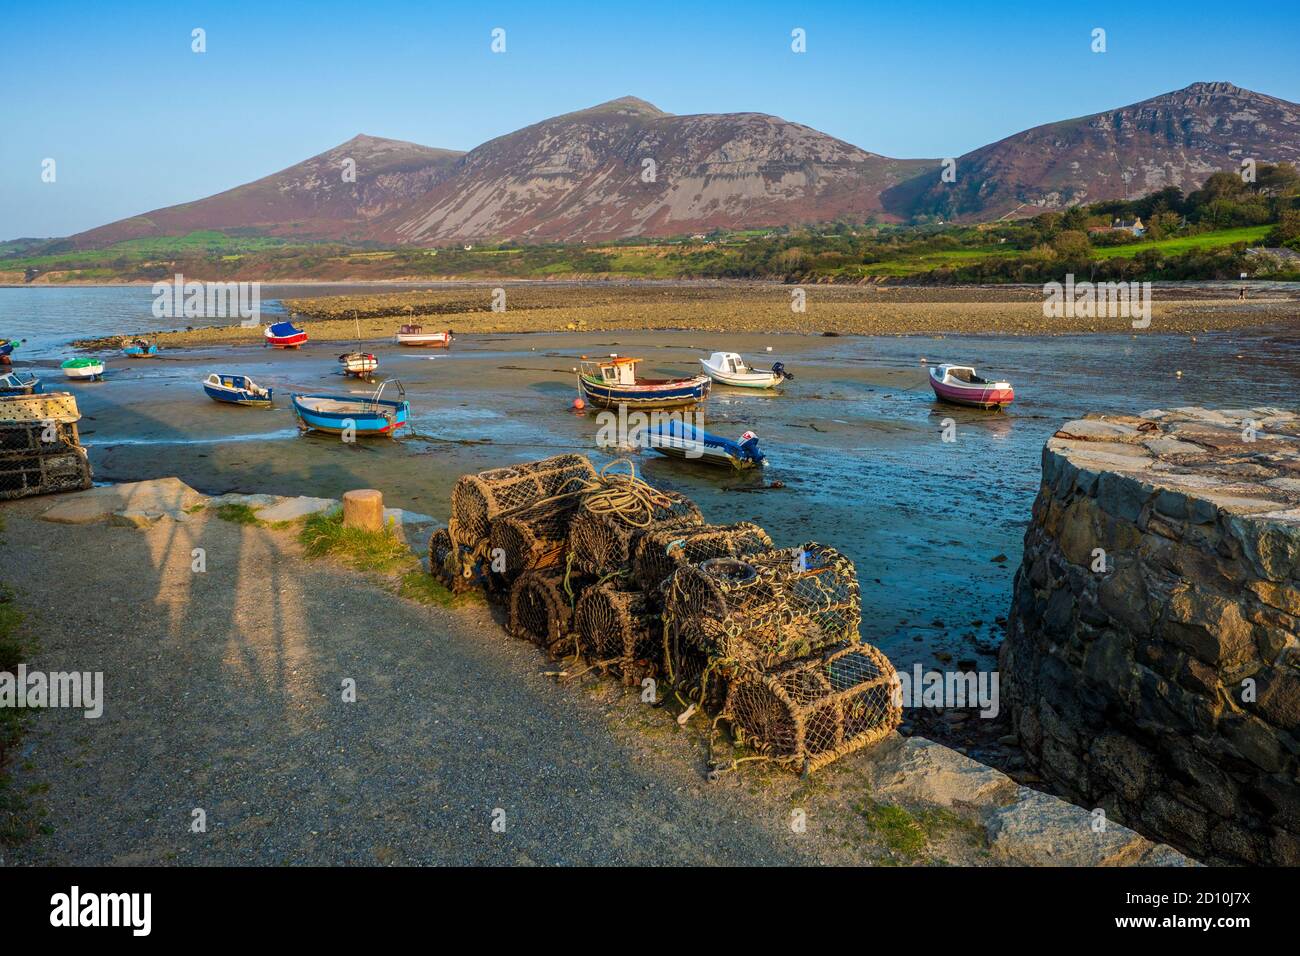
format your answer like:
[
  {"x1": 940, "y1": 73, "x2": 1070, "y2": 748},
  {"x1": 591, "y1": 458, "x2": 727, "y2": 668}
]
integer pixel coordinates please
[{"x1": 343, "y1": 489, "x2": 384, "y2": 532}]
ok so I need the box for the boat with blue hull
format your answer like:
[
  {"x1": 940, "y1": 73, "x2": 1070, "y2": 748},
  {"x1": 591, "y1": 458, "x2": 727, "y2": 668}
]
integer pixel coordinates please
[
  {"x1": 291, "y1": 379, "x2": 409, "y2": 436},
  {"x1": 577, "y1": 355, "x2": 709, "y2": 409},
  {"x1": 204, "y1": 373, "x2": 273, "y2": 406},
  {"x1": 0, "y1": 370, "x2": 40, "y2": 395},
  {"x1": 122, "y1": 339, "x2": 159, "y2": 358},
  {"x1": 647, "y1": 419, "x2": 765, "y2": 470},
  {"x1": 0, "y1": 339, "x2": 24, "y2": 364}
]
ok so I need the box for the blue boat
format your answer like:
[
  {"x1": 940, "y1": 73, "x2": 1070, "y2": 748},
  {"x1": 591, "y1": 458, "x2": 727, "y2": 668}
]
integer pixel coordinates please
[
  {"x1": 646, "y1": 418, "x2": 766, "y2": 469},
  {"x1": 291, "y1": 379, "x2": 409, "y2": 436},
  {"x1": 577, "y1": 355, "x2": 710, "y2": 409},
  {"x1": 122, "y1": 339, "x2": 159, "y2": 358},
  {"x1": 204, "y1": 372, "x2": 273, "y2": 406},
  {"x1": 0, "y1": 338, "x2": 23, "y2": 363}
]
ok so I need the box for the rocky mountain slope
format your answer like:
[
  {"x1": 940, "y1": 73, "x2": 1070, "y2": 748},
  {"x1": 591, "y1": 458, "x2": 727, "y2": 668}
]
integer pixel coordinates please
[
  {"x1": 890, "y1": 82, "x2": 1300, "y2": 220},
  {"x1": 63, "y1": 82, "x2": 1300, "y2": 246}
]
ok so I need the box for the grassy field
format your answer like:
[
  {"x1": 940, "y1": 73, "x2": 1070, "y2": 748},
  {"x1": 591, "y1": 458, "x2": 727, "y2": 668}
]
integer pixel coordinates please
[{"x1": 1091, "y1": 225, "x2": 1273, "y2": 260}]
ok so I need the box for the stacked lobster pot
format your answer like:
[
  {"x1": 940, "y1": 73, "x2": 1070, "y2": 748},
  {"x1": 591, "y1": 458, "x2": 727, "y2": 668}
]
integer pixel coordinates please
[
  {"x1": 0, "y1": 393, "x2": 93, "y2": 501},
  {"x1": 427, "y1": 453, "x2": 900, "y2": 775},
  {"x1": 661, "y1": 542, "x2": 901, "y2": 774}
]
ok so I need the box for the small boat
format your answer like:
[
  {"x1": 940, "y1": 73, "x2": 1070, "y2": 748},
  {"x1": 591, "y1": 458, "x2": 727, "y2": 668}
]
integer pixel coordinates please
[
  {"x1": 291, "y1": 379, "x2": 409, "y2": 436},
  {"x1": 204, "y1": 373, "x2": 273, "y2": 406},
  {"x1": 395, "y1": 325, "x2": 452, "y2": 348},
  {"x1": 577, "y1": 355, "x2": 710, "y2": 409},
  {"x1": 699, "y1": 351, "x2": 792, "y2": 389},
  {"x1": 0, "y1": 370, "x2": 40, "y2": 395},
  {"x1": 0, "y1": 339, "x2": 23, "y2": 364},
  {"x1": 928, "y1": 364, "x2": 1014, "y2": 409},
  {"x1": 647, "y1": 419, "x2": 766, "y2": 470},
  {"x1": 121, "y1": 338, "x2": 159, "y2": 358},
  {"x1": 61, "y1": 358, "x2": 105, "y2": 381},
  {"x1": 264, "y1": 321, "x2": 308, "y2": 349},
  {"x1": 338, "y1": 351, "x2": 378, "y2": 377}
]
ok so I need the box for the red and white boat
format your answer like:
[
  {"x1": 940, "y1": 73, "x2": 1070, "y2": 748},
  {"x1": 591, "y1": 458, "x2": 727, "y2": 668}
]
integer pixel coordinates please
[
  {"x1": 928, "y1": 364, "x2": 1014, "y2": 409},
  {"x1": 395, "y1": 325, "x2": 451, "y2": 348},
  {"x1": 264, "y1": 321, "x2": 308, "y2": 349}
]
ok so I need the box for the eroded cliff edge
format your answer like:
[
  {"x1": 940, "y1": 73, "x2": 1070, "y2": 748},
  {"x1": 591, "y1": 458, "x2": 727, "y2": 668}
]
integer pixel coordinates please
[{"x1": 1002, "y1": 407, "x2": 1300, "y2": 865}]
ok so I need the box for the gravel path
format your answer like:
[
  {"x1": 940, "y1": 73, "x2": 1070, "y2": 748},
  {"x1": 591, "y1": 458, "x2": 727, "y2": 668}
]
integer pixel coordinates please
[{"x1": 0, "y1": 504, "x2": 959, "y2": 866}]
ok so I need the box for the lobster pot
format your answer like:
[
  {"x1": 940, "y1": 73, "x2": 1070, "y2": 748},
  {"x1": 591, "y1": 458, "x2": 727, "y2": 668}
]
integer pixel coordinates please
[
  {"x1": 574, "y1": 583, "x2": 658, "y2": 686},
  {"x1": 508, "y1": 570, "x2": 577, "y2": 653},
  {"x1": 0, "y1": 446, "x2": 92, "y2": 500},
  {"x1": 663, "y1": 631, "x2": 734, "y2": 713},
  {"x1": 723, "y1": 642, "x2": 901, "y2": 774},
  {"x1": 488, "y1": 495, "x2": 583, "y2": 580},
  {"x1": 427, "y1": 527, "x2": 501, "y2": 594},
  {"x1": 0, "y1": 420, "x2": 80, "y2": 455},
  {"x1": 450, "y1": 454, "x2": 596, "y2": 543},
  {"x1": 632, "y1": 521, "x2": 773, "y2": 595},
  {"x1": 663, "y1": 542, "x2": 861, "y2": 669},
  {"x1": 568, "y1": 491, "x2": 703, "y2": 576}
]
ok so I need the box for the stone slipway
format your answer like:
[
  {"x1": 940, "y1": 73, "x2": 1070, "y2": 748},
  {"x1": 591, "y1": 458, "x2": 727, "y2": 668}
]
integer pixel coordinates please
[{"x1": 2, "y1": 479, "x2": 1189, "y2": 865}]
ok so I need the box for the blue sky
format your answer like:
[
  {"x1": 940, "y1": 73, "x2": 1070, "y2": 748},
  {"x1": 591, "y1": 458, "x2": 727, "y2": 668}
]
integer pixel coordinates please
[{"x1": 2, "y1": 0, "x2": 1298, "y2": 239}]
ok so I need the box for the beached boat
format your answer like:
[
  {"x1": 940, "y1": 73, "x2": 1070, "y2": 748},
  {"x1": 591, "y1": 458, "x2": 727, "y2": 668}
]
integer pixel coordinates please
[
  {"x1": 928, "y1": 364, "x2": 1014, "y2": 409},
  {"x1": 338, "y1": 351, "x2": 378, "y2": 377},
  {"x1": 121, "y1": 338, "x2": 159, "y2": 358},
  {"x1": 61, "y1": 358, "x2": 105, "y2": 381},
  {"x1": 291, "y1": 379, "x2": 409, "y2": 436},
  {"x1": 577, "y1": 355, "x2": 710, "y2": 409},
  {"x1": 0, "y1": 370, "x2": 40, "y2": 395},
  {"x1": 0, "y1": 339, "x2": 23, "y2": 364},
  {"x1": 395, "y1": 325, "x2": 452, "y2": 348},
  {"x1": 647, "y1": 419, "x2": 765, "y2": 470},
  {"x1": 264, "y1": 321, "x2": 308, "y2": 349},
  {"x1": 699, "y1": 352, "x2": 792, "y2": 389},
  {"x1": 203, "y1": 373, "x2": 273, "y2": 406}
]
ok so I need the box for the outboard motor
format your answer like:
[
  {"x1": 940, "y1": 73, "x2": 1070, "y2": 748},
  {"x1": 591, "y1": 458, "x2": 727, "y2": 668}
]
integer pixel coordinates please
[
  {"x1": 771, "y1": 362, "x2": 793, "y2": 380},
  {"x1": 738, "y1": 430, "x2": 766, "y2": 466}
]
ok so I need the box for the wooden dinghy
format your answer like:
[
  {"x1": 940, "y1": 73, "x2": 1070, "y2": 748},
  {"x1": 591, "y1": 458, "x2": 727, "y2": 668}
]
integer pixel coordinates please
[{"x1": 577, "y1": 355, "x2": 710, "y2": 409}]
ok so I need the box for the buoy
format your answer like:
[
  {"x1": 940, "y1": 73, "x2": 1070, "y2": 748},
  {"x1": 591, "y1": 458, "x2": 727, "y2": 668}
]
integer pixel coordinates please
[{"x1": 573, "y1": 398, "x2": 585, "y2": 410}]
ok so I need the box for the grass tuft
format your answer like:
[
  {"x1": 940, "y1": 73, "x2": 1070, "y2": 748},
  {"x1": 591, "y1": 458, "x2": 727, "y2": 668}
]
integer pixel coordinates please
[
  {"x1": 397, "y1": 570, "x2": 483, "y2": 608},
  {"x1": 215, "y1": 503, "x2": 260, "y2": 525},
  {"x1": 299, "y1": 511, "x2": 411, "y2": 573}
]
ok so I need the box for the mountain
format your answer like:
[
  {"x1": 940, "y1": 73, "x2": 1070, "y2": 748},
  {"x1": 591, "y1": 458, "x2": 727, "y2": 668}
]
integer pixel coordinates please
[
  {"x1": 371, "y1": 96, "x2": 930, "y2": 244},
  {"x1": 888, "y1": 82, "x2": 1300, "y2": 221},
  {"x1": 63, "y1": 83, "x2": 1300, "y2": 246},
  {"x1": 68, "y1": 135, "x2": 465, "y2": 247}
]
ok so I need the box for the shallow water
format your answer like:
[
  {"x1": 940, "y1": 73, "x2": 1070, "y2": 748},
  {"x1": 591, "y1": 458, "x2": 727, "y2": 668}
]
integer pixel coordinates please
[{"x1": 6, "y1": 286, "x2": 1299, "y2": 677}]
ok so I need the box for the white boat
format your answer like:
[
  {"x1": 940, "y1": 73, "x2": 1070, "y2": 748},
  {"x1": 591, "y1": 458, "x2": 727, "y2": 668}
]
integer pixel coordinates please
[
  {"x1": 338, "y1": 351, "x2": 379, "y2": 377},
  {"x1": 928, "y1": 364, "x2": 1015, "y2": 409},
  {"x1": 699, "y1": 351, "x2": 791, "y2": 389},
  {"x1": 61, "y1": 358, "x2": 105, "y2": 381},
  {"x1": 395, "y1": 325, "x2": 452, "y2": 348},
  {"x1": 0, "y1": 370, "x2": 40, "y2": 395}
]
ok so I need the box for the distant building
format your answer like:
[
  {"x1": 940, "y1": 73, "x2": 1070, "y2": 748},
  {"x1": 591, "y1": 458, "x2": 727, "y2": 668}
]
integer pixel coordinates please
[{"x1": 1089, "y1": 217, "x2": 1146, "y2": 237}]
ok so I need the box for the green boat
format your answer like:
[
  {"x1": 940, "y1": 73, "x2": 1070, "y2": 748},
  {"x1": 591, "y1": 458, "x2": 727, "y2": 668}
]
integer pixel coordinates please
[{"x1": 61, "y1": 357, "x2": 106, "y2": 381}]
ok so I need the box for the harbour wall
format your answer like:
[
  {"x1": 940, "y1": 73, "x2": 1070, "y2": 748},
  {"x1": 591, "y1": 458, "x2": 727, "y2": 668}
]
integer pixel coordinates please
[{"x1": 1001, "y1": 407, "x2": 1300, "y2": 865}]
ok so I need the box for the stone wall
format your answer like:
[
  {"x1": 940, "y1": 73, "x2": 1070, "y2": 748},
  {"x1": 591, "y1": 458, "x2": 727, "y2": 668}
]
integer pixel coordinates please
[{"x1": 1002, "y1": 407, "x2": 1300, "y2": 865}]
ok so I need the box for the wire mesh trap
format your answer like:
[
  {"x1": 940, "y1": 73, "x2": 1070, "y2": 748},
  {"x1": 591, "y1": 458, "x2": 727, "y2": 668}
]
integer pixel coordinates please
[
  {"x1": 720, "y1": 642, "x2": 901, "y2": 775},
  {"x1": 632, "y1": 521, "x2": 773, "y2": 595},
  {"x1": 574, "y1": 583, "x2": 658, "y2": 686},
  {"x1": 662, "y1": 542, "x2": 862, "y2": 670},
  {"x1": 568, "y1": 493, "x2": 703, "y2": 576},
  {"x1": 508, "y1": 569, "x2": 578, "y2": 653},
  {"x1": 0, "y1": 447, "x2": 93, "y2": 500},
  {"x1": 0, "y1": 420, "x2": 80, "y2": 455},
  {"x1": 488, "y1": 496, "x2": 583, "y2": 580},
  {"x1": 450, "y1": 453, "x2": 596, "y2": 544}
]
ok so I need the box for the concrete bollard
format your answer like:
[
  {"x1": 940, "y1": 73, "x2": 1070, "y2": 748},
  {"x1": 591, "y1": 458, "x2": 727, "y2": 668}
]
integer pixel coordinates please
[{"x1": 342, "y1": 489, "x2": 384, "y2": 532}]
